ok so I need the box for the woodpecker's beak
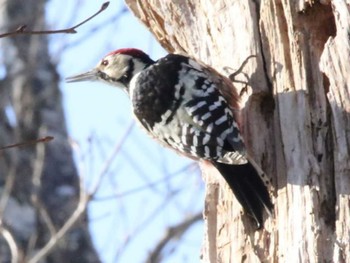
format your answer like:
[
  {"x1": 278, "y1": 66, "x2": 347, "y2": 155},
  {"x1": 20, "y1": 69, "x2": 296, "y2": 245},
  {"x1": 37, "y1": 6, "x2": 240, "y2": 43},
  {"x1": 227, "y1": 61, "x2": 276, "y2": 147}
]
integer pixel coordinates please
[{"x1": 66, "y1": 69, "x2": 98, "y2": 83}]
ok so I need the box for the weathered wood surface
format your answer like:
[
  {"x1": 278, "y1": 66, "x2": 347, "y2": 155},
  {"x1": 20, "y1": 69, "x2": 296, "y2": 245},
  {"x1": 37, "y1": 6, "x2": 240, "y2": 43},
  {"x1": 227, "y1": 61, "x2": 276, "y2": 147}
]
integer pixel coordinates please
[{"x1": 126, "y1": 1, "x2": 350, "y2": 262}]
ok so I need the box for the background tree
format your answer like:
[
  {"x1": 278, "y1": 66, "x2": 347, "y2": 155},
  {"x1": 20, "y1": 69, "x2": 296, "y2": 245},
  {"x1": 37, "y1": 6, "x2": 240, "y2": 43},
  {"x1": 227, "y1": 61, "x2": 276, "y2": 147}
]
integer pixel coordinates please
[
  {"x1": 126, "y1": 0, "x2": 350, "y2": 262},
  {"x1": 0, "y1": 0, "x2": 99, "y2": 262}
]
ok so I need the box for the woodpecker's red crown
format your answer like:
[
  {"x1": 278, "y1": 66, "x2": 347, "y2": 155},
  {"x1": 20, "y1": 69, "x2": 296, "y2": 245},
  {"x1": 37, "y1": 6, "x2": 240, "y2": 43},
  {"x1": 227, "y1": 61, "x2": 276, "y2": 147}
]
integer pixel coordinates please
[{"x1": 106, "y1": 48, "x2": 147, "y2": 58}]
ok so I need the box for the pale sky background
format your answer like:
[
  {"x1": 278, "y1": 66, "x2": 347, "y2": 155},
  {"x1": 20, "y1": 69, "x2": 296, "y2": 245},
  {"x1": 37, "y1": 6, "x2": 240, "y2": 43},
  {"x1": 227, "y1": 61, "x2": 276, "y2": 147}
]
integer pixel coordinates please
[{"x1": 47, "y1": 0, "x2": 204, "y2": 262}]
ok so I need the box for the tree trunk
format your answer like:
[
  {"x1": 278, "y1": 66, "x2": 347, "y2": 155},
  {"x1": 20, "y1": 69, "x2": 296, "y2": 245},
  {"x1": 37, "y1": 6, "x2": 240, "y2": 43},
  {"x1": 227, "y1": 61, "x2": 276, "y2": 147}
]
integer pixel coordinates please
[
  {"x1": 126, "y1": 0, "x2": 350, "y2": 262},
  {"x1": 0, "y1": 0, "x2": 99, "y2": 262}
]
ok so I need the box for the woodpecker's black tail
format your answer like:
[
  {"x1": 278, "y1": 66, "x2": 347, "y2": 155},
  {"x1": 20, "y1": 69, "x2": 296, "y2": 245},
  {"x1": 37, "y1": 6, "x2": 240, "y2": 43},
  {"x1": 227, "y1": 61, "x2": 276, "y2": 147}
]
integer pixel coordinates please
[{"x1": 212, "y1": 161, "x2": 273, "y2": 228}]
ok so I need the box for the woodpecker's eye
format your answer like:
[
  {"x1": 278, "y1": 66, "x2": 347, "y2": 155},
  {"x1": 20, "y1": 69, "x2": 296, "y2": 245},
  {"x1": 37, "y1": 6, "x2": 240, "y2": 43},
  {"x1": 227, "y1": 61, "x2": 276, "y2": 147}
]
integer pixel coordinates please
[{"x1": 101, "y1": 60, "x2": 109, "y2": 66}]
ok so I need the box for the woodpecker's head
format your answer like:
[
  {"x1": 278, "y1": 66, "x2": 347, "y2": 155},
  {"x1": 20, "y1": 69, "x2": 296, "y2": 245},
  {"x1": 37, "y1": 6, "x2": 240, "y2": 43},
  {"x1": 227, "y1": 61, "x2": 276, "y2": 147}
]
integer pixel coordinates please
[{"x1": 66, "y1": 48, "x2": 154, "y2": 89}]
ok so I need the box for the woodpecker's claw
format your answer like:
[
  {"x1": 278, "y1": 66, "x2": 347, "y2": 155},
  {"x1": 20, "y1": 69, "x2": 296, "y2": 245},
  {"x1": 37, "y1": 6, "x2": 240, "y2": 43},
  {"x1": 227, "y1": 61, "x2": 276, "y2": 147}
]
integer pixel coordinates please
[{"x1": 66, "y1": 69, "x2": 98, "y2": 83}]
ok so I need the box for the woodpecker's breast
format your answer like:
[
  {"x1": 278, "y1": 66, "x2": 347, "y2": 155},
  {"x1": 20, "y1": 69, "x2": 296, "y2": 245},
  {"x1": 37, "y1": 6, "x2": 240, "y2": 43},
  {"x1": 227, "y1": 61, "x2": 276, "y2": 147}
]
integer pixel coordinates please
[{"x1": 129, "y1": 54, "x2": 189, "y2": 130}]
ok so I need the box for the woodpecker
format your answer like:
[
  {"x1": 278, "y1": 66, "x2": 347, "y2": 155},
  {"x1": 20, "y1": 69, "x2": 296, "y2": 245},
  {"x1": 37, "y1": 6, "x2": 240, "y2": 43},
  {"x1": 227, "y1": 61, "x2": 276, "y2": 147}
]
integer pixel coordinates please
[{"x1": 67, "y1": 48, "x2": 273, "y2": 228}]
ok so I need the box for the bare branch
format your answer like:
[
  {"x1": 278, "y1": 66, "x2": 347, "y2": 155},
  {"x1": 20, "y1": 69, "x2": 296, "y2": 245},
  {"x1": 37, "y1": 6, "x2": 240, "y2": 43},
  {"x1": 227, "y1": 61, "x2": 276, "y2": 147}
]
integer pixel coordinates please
[
  {"x1": 0, "y1": 2, "x2": 110, "y2": 38},
  {"x1": 146, "y1": 213, "x2": 203, "y2": 263},
  {"x1": 69, "y1": 2, "x2": 109, "y2": 32},
  {"x1": 55, "y1": 7, "x2": 128, "y2": 54},
  {"x1": 31, "y1": 134, "x2": 57, "y2": 238},
  {"x1": 0, "y1": 225, "x2": 19, "y2": 263},
  {"x1": 113, "y1": 190, "x2": 185, "y2": 261},
  {"x1": 0, "y1": 167, "x2": 15, "y2": 219},
  {"x1": 28, "y1": 170, "x2": 89, "y2": 263},
  {"x1": 28, "y1": 121, "x2": 134, "y2": 263}
]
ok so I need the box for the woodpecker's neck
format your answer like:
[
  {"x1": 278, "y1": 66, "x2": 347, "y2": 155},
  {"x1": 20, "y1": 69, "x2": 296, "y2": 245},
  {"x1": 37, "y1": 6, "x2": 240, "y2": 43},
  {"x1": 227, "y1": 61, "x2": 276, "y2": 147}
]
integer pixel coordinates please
[{"x1": 123, "y1": 57, "x2": 154, "y2": 92}]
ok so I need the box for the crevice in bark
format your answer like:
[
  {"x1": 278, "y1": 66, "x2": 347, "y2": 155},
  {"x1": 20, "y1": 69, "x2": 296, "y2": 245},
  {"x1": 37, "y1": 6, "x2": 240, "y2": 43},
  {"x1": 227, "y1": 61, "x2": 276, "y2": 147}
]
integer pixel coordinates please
[
  {"x1": 258, "y1": 93, "x2": 275, "y2": 126},
  {"x1": 322, "y1": 73, "x2": 336, "y2": 230},
  {"x1": 276, "y1": 2, "x2": 295, "y2": 89},
  {"x1": 296, "y1": 1, "x2": 337, "y2": 235},
  {"x1": 252, "y1": 0, "x2": 274, "y2": 95},
  {"x1": 250, "y1": 0, "x2": 277, "y2": 167}
]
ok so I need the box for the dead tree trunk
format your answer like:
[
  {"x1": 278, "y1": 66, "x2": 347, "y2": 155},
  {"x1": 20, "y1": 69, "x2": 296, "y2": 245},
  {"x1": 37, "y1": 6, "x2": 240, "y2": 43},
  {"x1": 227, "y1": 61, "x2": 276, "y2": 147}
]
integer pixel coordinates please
[
  {"x1": 126, "y1": 1, "x2": 350, "y2": 262},
  {"x1": 0, "y1": 0, "x2": 99, "y2": 262}
]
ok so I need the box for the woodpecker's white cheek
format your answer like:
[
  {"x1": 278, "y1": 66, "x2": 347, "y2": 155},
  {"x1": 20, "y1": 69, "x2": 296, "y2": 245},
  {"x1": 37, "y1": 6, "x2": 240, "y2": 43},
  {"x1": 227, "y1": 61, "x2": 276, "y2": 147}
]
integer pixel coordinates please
[{"x1": 104, "y1": 66, "x2": 124, "y2": 80}]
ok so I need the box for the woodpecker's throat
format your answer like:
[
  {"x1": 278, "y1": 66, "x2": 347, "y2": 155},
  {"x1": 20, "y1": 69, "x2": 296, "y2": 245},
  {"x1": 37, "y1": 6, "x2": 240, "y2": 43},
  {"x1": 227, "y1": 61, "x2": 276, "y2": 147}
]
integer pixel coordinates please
[{"x1": 97, "y1": 71, "x2": 120, "y2": 85}]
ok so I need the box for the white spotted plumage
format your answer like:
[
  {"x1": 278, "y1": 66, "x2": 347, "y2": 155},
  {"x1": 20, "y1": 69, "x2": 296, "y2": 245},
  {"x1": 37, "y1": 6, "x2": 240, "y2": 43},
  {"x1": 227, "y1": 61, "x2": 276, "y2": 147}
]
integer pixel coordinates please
[
  {"x1": 66, "y1": 49, "x2": 273, "y2": 228},
  {"x1": 133, "y1": 58, "x2": 248, "y2": 165}
]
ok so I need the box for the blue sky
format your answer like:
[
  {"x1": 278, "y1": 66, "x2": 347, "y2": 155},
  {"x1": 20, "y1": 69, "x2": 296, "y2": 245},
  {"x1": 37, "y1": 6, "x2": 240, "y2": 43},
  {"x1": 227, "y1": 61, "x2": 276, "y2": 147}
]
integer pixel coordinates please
[{"x1": 46, "y1": 1, "x2": 204, "y2": 262}]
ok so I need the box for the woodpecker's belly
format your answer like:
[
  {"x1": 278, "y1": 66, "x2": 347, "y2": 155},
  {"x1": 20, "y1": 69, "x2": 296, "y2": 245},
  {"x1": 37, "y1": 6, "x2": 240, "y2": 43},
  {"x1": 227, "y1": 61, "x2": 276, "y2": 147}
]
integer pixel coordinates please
[
  {"x1": 131, "y1": 81, "x2": 190, "y2": 154},
  {"x1": 145, "y1": 107, "x2": 191, "y2": 151}
]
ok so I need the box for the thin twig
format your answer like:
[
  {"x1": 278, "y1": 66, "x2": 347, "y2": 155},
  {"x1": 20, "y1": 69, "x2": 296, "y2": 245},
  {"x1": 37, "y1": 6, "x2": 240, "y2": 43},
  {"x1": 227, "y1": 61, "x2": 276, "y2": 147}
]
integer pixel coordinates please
[
  {"x1": 55, "y1": 7, "x2": 128, "y2": 55},
  {"x1": 89, "y1": 121, "x2": 135, "y2": 195},
  {"x1": 227, "y1": 55, "x2": 256, "y2": 81},
  {"x1": 0, "y1": 136, "x2": 53, "y2": 151},
  {"x1": 92, "y1": 162, "x2": 198, "y2": 201},
  {"x1": 0, "y1": 2, "x2": 110, "y2": 38}
]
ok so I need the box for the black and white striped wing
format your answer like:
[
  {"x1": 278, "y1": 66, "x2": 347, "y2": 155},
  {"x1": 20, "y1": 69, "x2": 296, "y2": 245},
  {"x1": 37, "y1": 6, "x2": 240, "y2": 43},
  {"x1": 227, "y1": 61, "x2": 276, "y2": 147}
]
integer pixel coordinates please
[{"x1": 181, "y1": 84, "x2": 248, "y2": 164}]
